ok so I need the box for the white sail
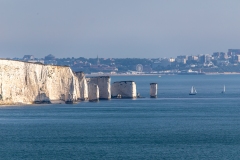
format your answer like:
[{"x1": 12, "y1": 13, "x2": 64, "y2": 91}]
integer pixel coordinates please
[
  {"x1": 222, "y1": 85, "x2": 225, "y2": 93},
  {"x1": 194, "y1": 87, "x2": 197, "y2": 93},
  {"x1": 189, "y1": 86, "x2": 197, "y2": 95}
]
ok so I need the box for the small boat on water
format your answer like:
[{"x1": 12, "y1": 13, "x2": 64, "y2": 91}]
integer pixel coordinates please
[
  {"x1": 221, "y1": 85, "x2": 225, "y2": 93},
  {"x1": 189, "y1": 86, "x2": 197, "y2": 95}
]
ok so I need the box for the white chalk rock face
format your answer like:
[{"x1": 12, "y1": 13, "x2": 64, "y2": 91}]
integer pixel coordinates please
[
  {"x1": 75, "y1": 72, "x2": 88, "y2": 101},
  {"x1": 88, "y1": 76, "x2": 111, "y2": 99},
  {"x1": 150, "y1": 83, "x2": 157, "y2": 98},
  {"x1": 0, "y1": 59, "x2": 86, "y2": 105},
  {"x1": 111, "y1": 81, "x2": 137, "y2": 98},
  {"x1": 88, "y1": 83, "x2": 99, "y2": 102}
]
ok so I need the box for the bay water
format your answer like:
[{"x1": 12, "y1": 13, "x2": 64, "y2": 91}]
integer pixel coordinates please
[{"x1": 1, "y1": 75, "x2": 240, "y2": 159}]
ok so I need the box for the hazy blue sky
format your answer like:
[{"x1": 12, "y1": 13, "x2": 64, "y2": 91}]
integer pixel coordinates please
[{"x1": 1, "y1": 0, "x2": 240, "y2": 58}]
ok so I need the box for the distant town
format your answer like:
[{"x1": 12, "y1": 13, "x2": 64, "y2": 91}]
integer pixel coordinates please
[{"x1": 7, "y1": 49, "x2": 240, "y2": 75}]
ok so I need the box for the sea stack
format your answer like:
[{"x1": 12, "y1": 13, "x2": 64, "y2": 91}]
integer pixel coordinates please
[
  {"x1": 150, "y1": 83, "x2": 157, "y2": 98},
  {"x1": 87, "y1": 76, "x2": 111, "y2": 100},
  {"x1": 75, "y1": 72, "x2": 89, "y2": 101},
  {"x1": 88, "y1": 83, "x2": 99, "y2": 102},
  {"x1": 111, "y1": 81, "x2": 137, "y2": 98}
]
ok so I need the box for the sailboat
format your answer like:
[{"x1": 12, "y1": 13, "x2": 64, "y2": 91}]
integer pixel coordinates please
[
  {"x1": 189, "y1": 86, "x2": 197, "y2": 95},
  {"x1": 221, "y1": 85, "x2": 225, "y2": 93}
]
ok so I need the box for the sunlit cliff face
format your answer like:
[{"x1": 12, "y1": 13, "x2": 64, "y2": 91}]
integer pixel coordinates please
[{"x1": 0, "y1": 59, "x2": 88, "y2": 105}]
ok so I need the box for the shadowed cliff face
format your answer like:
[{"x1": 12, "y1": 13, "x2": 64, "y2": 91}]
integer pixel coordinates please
[
  {"x1": 33, "y1": 93, "x2": 51, "y2": 104},
  {"x1": 0, "y1": 60, "x2": 88, "y2": 105}
]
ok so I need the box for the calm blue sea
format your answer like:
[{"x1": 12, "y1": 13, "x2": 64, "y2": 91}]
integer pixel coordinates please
[{"x1": 1, "y1": 75, "x2": 240, "y2": 159}]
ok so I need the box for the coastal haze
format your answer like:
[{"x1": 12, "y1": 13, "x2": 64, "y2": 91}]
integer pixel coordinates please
[
  {"x1": 1, "y1": 0, "x2": 240, "y2": 58},
  {"x1": 2, "y1": 1, "x2": 240, "y2": 159}
]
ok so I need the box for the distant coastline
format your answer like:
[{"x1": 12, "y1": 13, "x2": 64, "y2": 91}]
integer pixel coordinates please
[
  {"x1": 86, "y1": 72, "x2": 240, "y2": 77},
  {"x1": 205, "y1": 72, "x2": 240, "y2": 75}
]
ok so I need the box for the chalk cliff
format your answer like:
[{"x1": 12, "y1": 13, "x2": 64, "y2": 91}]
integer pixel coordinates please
[
  {"x1": 150, "y1": 83, "x2": 157, "y2": 98},
  {"x1": 75, "y1": 72, "x2": 88, "y2": 101},
  {"x1": 88, "y1": 83, "x2": 99, "y2": 102},
  {"x1": 0, "y1": 59, "x2": 88, "y2": 105},
  {"x1": 111, "y1": 81, "x2": 137, "y2": 98},
  {"x1": 87, "y1": 76, "x2": 111, "y2": 99}
]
